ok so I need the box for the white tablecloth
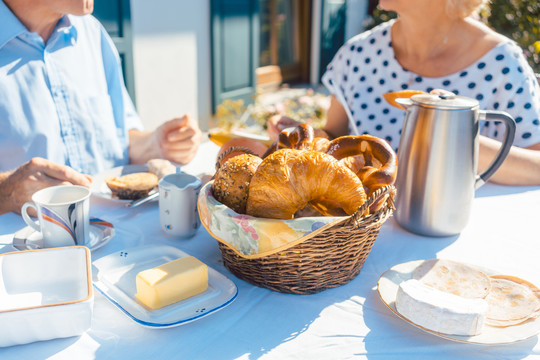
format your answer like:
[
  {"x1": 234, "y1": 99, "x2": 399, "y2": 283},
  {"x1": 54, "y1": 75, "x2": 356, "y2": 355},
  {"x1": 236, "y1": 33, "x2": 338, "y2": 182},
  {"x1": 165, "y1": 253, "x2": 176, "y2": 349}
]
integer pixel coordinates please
[{"x1": 0, "y1": 140, "x2": 539, "y2": 359}]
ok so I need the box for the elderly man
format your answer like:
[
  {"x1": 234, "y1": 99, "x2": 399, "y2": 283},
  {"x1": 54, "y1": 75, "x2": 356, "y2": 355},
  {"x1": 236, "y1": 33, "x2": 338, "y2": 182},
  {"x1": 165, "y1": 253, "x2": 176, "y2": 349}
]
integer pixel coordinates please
[{"x1": 0, "y1": 0, "x2": 202, "y2": 214}]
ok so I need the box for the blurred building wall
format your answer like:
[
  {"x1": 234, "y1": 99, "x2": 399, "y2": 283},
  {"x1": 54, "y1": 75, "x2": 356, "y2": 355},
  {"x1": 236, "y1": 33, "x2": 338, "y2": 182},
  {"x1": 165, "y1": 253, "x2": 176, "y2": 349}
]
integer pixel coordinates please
[
  {"x1": 130, "y1": 0, "x2": 213, "y2": 131},
  {"x1": 127, "y1": 0, "x2": 368, "y2": 131}
]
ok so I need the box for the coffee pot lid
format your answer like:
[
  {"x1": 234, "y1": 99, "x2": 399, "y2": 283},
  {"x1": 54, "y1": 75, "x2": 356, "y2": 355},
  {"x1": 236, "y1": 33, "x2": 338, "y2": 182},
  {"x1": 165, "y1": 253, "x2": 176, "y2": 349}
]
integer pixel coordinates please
[{"x1": 410, "y1": 93, "x2": 479, "y2": 110}]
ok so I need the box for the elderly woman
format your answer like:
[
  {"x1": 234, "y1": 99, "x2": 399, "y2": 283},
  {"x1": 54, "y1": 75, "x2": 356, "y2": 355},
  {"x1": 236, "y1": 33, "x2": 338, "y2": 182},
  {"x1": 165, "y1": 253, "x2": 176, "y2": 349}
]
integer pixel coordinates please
[{"x1": 268, "y1": 0, "x2": 540, "y2": 185}]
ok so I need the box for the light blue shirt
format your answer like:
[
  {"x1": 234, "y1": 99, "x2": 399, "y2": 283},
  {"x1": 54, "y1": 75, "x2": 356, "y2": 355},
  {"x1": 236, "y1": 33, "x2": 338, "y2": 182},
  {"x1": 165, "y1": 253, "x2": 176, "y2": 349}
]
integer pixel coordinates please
[{"x1": 0, "y1": 1, "x2": 143, "y2": 175}]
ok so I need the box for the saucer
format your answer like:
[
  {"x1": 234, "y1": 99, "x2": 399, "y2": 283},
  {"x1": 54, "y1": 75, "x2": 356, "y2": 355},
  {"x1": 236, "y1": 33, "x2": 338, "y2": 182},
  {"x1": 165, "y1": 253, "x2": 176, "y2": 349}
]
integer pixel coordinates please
[{"x1": 13, "y1": 218, "x2": 115, "y2": 251}]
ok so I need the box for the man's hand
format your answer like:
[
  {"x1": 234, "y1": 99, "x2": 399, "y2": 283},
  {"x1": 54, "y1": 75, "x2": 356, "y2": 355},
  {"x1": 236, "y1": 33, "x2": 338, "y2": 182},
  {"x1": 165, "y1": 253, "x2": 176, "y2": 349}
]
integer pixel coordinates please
[
  {"x1": 155, "y1": 114, "x2": 202, "y2": 164},
  {"x1": 129, "y1": 114, "x2": 202, "y2": 165},
  {"x1": 0, "y1": 158, "x2": 92, "y2": 215}
]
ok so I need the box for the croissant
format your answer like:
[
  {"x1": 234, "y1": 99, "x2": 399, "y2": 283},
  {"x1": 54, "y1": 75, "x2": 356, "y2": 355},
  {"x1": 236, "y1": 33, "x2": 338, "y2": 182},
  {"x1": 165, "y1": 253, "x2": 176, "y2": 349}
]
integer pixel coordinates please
[{"x1": 246, "y1": 149, "x2": 367, "y2": 219}]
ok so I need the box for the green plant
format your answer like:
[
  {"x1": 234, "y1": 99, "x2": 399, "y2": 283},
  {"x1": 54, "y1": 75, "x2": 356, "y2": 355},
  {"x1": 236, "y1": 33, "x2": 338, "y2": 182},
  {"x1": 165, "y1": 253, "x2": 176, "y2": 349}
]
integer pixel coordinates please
[
  {"x1": 366, "y1": 1, "x2": 540, "y2": 73},
  {"x1": 212, "y1": 89, "x2": 330, "y2": 132},
  {"x1": 479, "y1": 0, "x2": 539, "y2": 73}
]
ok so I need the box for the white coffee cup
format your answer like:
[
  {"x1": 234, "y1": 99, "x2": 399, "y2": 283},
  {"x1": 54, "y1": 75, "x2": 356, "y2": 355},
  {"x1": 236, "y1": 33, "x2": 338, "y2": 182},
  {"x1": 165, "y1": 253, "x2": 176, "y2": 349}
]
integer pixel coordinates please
[
  {"x1": 159, "y1": 173, "x2": 202, "y2": 238},
  {"x1": 21, "y1": 185, "x2": 91, "y2": 248}
]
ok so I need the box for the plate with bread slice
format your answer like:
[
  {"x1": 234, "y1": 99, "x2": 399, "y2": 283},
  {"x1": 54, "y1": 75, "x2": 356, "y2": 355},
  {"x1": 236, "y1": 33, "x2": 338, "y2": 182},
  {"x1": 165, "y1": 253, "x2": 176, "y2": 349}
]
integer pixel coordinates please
[
  {"x1": 91, "y1": 164, "x2": 156, "y2": 202},
  {"x1": 91, "y1": 159, "x2": 177, "y2": 202}
]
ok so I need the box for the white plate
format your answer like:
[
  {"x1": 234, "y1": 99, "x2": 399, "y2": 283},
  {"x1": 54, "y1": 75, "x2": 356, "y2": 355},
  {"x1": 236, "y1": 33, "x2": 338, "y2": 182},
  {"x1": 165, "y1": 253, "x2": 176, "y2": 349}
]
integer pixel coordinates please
[
  {"x1": 13, "y1": 218, "x2": 115, "y2": 251},
  {"x1": 377, "y1": 260, "x2": 540, "y2": 345},
  {"x1": 230, "y1": 129, "x2": 271, "y2": 142},
  {"x1": 92, "y1": 245, "x2": 238, "y2": 328},
  {"x1": 91, "y1": 165, "x2": 158, "y2": 202}
]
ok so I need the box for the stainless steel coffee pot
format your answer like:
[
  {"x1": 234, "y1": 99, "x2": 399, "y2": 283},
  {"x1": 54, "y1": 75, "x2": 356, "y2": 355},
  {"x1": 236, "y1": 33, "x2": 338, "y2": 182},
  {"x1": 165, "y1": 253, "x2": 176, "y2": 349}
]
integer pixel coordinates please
[{"x1": 394, "y1": 94, "x2": 516, "y2": 237}]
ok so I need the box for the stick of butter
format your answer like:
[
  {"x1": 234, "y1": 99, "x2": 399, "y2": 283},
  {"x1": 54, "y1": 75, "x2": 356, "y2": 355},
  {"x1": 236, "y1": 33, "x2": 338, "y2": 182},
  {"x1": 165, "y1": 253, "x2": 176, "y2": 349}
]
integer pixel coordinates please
[{"x1": 135, "y1": 256, "x2": 208, "y2": 310}]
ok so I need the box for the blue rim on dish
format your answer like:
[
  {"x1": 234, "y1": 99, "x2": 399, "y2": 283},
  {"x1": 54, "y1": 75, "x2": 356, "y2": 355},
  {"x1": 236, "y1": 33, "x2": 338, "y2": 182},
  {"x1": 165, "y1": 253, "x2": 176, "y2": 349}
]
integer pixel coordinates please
[
  {"x1": 93, "y1": 284, "x2": 238, "y2": 328},
  {"x1": 92, "y1": 245, "x2": 239, "y2": 328}
]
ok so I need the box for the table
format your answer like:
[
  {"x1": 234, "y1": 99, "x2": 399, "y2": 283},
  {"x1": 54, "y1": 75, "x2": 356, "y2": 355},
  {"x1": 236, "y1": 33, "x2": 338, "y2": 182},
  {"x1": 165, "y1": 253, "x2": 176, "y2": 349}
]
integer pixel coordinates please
[{"x1": 1, "y1": 140, "x2": 539, "y2": 360}]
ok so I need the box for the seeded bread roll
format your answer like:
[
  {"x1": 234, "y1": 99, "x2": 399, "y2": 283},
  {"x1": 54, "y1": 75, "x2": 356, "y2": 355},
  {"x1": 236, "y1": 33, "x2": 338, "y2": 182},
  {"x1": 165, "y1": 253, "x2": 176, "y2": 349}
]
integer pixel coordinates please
[
  {"x1": 212, "y1": 154, "x2": 262, "y2": 214},
  {"x1": 105, "y1": 172, "x2": 158, "y2": 200}
]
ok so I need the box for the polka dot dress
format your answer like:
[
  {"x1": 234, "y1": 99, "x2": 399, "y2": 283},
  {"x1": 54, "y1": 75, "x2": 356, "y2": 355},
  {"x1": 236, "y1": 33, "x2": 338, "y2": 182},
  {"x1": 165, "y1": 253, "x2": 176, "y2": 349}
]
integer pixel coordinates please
[{"x1": 321, "y1": 19, "x2": 540, "y2": 152}]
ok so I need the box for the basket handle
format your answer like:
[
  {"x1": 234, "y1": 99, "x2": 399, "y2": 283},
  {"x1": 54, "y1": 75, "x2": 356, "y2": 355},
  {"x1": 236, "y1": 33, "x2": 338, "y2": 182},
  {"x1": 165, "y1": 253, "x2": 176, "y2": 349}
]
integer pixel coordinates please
[{"x1": 352, "y1": 185, "x2": 396, "y2": 223}]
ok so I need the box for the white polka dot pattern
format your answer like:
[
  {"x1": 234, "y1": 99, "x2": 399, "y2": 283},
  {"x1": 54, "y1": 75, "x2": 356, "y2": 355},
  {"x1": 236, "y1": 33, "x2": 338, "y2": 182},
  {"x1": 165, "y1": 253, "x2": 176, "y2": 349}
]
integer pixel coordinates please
[{"x1": 321, "y1": 20, "x2": 540, "y2": 151}]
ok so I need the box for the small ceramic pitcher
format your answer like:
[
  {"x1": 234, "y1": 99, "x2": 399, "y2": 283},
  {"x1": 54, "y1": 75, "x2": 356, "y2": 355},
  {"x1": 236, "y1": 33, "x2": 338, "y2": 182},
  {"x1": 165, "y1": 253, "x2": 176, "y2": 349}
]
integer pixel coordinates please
[{"x1": 158, "y1": 173, "x2": 202, "y2": 238}]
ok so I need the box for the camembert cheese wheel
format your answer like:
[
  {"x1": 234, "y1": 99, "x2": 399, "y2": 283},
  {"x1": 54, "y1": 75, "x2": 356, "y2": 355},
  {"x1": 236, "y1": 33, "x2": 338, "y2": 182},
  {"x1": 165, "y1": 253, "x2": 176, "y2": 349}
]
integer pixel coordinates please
[
  {"x1": 135, "y1": 256, "x2": 208, "y2": 310},
  {"x1": 396, "y1": 279, "x2": 488, "y2": 336}
]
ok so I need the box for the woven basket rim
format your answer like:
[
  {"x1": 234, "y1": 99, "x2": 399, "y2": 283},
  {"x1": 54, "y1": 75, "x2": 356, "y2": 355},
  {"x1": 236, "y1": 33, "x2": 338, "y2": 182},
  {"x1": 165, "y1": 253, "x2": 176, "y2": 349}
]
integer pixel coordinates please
[{"x1": 200, "y1": 184, "x2": 396, "y2": 260}]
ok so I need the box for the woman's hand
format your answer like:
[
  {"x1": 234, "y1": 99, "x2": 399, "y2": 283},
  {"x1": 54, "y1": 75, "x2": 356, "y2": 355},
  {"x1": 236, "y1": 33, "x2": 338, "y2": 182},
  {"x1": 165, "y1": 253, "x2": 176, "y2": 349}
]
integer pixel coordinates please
[
  {"x1": 0, "y1": 158, "x2": 92, "y2": 215},
  {"x1": 266, "y1": 115, "x2": 304, "y2": 140},
  {"x1": 266, "y1": 95, "x2": 352, "y2": 141}
]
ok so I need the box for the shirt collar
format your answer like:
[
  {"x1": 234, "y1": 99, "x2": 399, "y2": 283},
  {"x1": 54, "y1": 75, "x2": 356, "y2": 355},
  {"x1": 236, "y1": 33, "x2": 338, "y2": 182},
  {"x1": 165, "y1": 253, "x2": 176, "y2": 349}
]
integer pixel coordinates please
[
  {"x1": 51, "y1": 14, "x2": 78, "y2": 45},
  {"x1": 0, "y1": 1, "x2": 78, "y2": 49},
  {"x1": 0, "y1": 0, "x2": 27, "y2": 49}
]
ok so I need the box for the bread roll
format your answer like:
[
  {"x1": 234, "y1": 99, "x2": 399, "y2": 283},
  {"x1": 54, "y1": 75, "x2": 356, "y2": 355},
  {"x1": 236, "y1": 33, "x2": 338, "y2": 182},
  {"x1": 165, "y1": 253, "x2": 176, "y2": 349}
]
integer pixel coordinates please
[{"x1": 212, "y1": 154, "x2": 262, "y2": 214}]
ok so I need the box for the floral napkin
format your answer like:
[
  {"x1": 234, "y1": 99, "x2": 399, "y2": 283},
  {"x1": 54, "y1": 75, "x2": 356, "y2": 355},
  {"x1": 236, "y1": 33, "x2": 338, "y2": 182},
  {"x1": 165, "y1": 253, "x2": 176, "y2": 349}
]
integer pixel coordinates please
[{"x1": 198, "y1": 182, "x2": 346, "y2": 258}]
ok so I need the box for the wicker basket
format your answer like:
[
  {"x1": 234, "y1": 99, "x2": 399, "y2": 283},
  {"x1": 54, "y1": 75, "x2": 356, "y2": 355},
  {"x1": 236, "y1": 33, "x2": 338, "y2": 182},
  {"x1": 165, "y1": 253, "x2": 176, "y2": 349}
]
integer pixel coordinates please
[{"x1": 213, "y1": 185, "x2": 396, "y2": 295}]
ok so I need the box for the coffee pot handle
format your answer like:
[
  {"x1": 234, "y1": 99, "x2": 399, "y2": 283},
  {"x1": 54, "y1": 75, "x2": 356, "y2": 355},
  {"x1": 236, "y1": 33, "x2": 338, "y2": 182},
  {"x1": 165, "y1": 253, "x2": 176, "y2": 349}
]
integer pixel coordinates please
[{"x1": 475, "y1": 111, "x2": 516, "y2": 189}]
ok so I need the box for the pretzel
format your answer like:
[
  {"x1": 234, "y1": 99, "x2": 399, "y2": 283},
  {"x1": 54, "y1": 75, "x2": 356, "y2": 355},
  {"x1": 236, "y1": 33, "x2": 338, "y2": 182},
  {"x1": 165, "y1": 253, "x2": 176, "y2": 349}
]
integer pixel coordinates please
[
  {"x1": 263, "y1": 123, "x2": 314, "y2": 158},
  {"x1": 325, "y1": 135, "x2": 398, "y2": 196}
]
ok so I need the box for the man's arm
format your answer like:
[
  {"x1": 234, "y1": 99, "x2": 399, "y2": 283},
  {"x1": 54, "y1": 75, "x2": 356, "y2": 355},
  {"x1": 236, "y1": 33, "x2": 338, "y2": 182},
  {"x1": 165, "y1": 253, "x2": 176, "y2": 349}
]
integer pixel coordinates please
[{"x1": 0, "y1": 158, "x2": 92, "y2": 215}]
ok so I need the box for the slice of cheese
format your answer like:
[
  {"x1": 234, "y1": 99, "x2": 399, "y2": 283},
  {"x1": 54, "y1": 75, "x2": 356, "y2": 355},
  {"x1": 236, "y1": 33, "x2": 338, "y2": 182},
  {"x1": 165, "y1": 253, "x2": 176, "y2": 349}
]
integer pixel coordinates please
[
  {"x1": 396, "y1": 279, "x2": 488, "y2": 336},
  {"x1": 135, "y1": 256, "x2": 208, "y2": 310}
]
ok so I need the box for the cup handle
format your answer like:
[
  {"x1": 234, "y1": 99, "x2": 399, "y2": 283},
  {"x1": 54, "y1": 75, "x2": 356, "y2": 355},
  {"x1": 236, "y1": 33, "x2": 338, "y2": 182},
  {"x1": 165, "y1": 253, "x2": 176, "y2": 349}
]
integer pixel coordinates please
[
  {"x1": 475, "y1": 110, "x2": 516, "y2": 189},
  {"x1": 21, "y1": 202, "x2": 41, "y2": 232}
]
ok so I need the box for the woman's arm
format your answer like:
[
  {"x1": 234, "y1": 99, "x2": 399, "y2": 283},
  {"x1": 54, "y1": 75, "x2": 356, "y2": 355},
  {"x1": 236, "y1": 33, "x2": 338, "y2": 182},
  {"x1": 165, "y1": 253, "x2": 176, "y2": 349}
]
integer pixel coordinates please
[
  {"x1": 322, "y1": 96, "x2": 350, "y2": 139},
  {"x1": 479, "y1": 136, "x2": 540, "y2": 185}
]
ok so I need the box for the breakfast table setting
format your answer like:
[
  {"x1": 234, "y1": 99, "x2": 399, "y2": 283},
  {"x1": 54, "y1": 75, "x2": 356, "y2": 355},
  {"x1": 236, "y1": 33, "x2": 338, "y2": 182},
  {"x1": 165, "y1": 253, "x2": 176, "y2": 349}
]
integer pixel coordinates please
[{"x1": 1, "y1": 91, "x2": 540, "y2": 359}]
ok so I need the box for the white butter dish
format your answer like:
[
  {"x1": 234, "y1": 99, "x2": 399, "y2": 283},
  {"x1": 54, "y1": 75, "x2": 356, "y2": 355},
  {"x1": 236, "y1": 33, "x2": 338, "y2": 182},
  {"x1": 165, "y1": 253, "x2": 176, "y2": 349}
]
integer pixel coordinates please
[
  {"x1": 93, "y1": 245, "x2": 237, "y2": 328},
  {"x1": 0, "y1": 246, "x2": 93, "y2": 347}
]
